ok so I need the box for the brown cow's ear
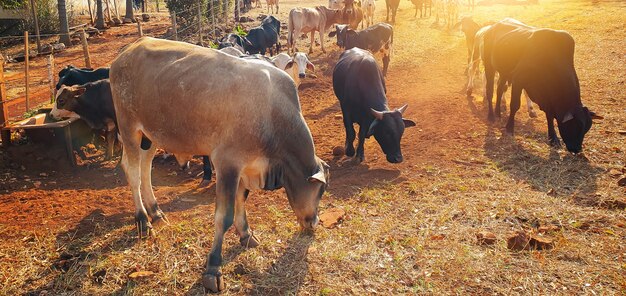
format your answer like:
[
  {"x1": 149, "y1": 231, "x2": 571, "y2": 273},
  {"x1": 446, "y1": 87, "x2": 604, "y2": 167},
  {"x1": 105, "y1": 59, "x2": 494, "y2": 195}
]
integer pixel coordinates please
[
  {"x1": 74, "y1": 87, "x2": 87, "y2": 97},
  {"x1": 308, "y1": 170, "x2": 326, "y2": 184},
  {"x1": 403, "y1": 119, "x2": 416, "y2": 127}
]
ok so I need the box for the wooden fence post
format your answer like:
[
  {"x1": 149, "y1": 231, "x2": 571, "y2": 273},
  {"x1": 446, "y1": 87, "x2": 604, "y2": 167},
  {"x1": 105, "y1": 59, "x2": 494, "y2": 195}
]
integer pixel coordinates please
[
  {"x1": 48, "y1": 53, "x2": 55, "y2": 102},
  {"x1": 29, "y1": 0, "x2": 41, "y2": 52},
  {"x1": 80, "y1": 29, "x2": 92, "y2": 68},
  {"x1": 136, "y1": 17, "x2": 143, "y2": 36},
  {"x1": 211, "y1": 0, "x2": 216, "y2": 37},
  {"x1": 171, "y1": 11, "x2": 178, "y2": 41},
  {"x1": 197, "y1": 0, "x2": 202, "y2": 43},
  {"x1": 0, "y1": 56, "x2": 8, "y2": 127},
  {"x1": 24, "y1": 31, "x2": 29, "y2": 112}
]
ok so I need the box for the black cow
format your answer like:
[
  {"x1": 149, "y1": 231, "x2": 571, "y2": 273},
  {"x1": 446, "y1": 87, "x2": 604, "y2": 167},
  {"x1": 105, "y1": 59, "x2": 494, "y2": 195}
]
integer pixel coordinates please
[
  {"x1": 56, "y1": 66, "x2": 110, "y2": 90},
  {"x1": 244, "y1": 15, "x2": 281, "y2": 55},
  {"x1": 218, "y1": 33, "x2": 246, "y2": 53},
  {"x1": 329, "y1": 23, "x2": 394, "y2": 76},
  {"x1": 332, "y1": 48, "x2": 415, "y2": 163},
  {"x1": 482, "y1": 19, "x2": 600, "y2": 153}
]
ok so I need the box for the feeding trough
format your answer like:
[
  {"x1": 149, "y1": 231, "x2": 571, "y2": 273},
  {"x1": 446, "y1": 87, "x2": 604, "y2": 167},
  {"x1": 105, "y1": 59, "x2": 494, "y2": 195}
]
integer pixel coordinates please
[{"x1": 1, "y1": 108, "x2": 94, "y2": 167}]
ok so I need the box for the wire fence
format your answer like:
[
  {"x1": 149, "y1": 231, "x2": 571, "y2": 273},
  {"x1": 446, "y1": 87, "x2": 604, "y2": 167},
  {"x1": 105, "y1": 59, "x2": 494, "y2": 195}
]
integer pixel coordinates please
[{"x1": 0, "y1": 0, "x2": 250, "y2": 124}]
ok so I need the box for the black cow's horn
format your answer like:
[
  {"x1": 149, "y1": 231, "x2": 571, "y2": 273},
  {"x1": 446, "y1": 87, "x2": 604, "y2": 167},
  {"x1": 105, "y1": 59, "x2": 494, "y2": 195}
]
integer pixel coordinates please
[
  {"x1": 398, "y1": 104, "x2": 408, "y2": 114},
  {"x1": 370, "y1": 108, "x2": 384, "y2": 120}
]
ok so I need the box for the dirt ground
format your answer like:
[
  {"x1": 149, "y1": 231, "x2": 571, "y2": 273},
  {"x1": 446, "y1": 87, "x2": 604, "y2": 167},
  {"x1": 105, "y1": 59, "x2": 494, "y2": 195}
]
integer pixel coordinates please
[{"x1": 1, "y1": 0, "x2": 625, "y2": 295}]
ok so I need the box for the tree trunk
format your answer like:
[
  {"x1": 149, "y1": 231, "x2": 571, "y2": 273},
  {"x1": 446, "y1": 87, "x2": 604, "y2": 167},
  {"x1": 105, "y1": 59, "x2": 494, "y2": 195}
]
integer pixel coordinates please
[
  {"x1": 57, "y1": 0, "x2": 71, "y2": 46},
  {"x1": 95, "y1": 0, "x2": 106, "y2": 29},
  {"x1": 124, "y1": 0, "x2": 134, "y2": 23}
]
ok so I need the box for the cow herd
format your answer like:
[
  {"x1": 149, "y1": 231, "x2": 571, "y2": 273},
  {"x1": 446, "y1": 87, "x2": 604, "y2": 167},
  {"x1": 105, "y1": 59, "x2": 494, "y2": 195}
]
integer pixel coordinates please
[{"x1": 47, "y1": 2, "x2": 600, "y2": 293}]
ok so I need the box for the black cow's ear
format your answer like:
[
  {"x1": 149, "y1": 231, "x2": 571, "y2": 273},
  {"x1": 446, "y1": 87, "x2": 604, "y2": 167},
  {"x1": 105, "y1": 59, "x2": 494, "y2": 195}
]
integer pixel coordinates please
[
  {"x1": 366, "y1": 120, "x2": 378, "y2": 138},
  {"x1": 328, "y1": 30, "x2": 337, "y2": 37},
  {"x1": 403, "y1": 119, "x2": 416, "y2": 128},
  {"x1": 589, "y1": 110, "x2": 603, "y2": 120}
]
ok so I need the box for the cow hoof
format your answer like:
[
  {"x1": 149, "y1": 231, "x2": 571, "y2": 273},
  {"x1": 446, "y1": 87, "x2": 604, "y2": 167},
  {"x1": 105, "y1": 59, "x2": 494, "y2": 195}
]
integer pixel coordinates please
[
  {"x1": 240, "y1": 233, "x2": 260, "y2": 248},
  {"x1": 549, "y1": 138, "x2": 561, "y2": 148},
  {"x1": 151, "y1": 211, "x2": 169, "y2": 228},
  {"x1": 529, "y1": 110, "x2": 538, "y2": 118},
  {"x1": 135, "y1": 218, "x2": 153, "y2": 239},
  {"x1": 198, "y1": 178, "x2": 212, "y2": 188},
  {"x1": 202, "y1": 272, "x2": 225, "y2": 293},
  {"x1": 354, "y1": 154, "x2": 364, "y2": 164},
  {"x1": 345, "y1": 146, "x2": 355, "y2": 157}
]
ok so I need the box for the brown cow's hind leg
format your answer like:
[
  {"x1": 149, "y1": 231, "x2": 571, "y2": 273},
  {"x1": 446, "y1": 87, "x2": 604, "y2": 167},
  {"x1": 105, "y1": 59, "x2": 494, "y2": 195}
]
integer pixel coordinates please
[{"x1": 235, "y1": 184, "x2": 259, "y2": 247}]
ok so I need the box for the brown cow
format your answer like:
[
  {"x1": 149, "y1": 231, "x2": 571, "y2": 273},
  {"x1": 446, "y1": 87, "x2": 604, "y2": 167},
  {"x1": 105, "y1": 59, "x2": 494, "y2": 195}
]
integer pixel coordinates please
[
  {"x1": 266, "y1": 0, "x2": 278, "y2": 14},
  {"x1": 109, "y1": 37, "x2": 329, "y2": 292},
  {"x1": 342, "y1": 0, "x2": 364, "y2": 29},
  {"x1": 287, "y1": 6, "x2": 344, "y2": 53}
]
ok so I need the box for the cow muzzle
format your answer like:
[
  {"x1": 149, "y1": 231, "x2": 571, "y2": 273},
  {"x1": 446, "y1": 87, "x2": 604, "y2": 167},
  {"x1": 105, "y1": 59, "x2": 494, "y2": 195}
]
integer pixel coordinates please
[
  {"x1": 386, "y1": 154, "x2": 403, "y2": 163},
  {"x1": 299, "y1": 73, "x2": 306, "y2": 79},
  {"x1": 298, "y1": 215, "x2": 319, "y2": 230}
]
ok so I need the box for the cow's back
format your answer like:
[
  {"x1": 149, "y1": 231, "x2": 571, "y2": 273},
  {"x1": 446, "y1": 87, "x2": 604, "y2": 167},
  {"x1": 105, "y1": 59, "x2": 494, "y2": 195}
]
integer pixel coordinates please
[
  {"x1": 110, "y1": 37, "x2": 300, "y2": 156},
  {"x1": 333, "y1": 48, "x2": 387, "y2": 121}
]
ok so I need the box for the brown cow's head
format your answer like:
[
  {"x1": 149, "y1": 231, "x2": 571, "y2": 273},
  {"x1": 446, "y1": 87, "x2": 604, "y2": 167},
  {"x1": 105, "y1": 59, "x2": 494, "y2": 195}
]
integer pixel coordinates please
[
  {"x1": 285, "y1": 157, "x2": 329, "y2": 230},
  {"x1": 50, "y1": 85, "x2": 84, "y2": 120}
]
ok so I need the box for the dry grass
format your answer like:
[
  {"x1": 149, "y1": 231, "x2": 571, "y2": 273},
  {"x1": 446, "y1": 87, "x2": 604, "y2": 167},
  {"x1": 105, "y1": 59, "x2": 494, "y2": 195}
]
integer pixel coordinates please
[{"x1": 1, "y1": 0, "x2": 625, "y2": 295}]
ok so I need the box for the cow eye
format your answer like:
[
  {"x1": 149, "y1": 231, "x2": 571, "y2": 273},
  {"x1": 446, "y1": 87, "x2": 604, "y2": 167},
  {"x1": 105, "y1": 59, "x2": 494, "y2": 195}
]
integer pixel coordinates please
[{"x1": 57, "y1": 98, "x2": 65, "y2": 105}]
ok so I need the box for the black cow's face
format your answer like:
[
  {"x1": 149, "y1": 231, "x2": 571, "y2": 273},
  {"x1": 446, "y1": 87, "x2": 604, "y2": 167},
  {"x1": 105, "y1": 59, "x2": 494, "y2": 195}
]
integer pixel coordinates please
[
  {"x1": 367, "y1": 105, "x2": 416, "y2": 163},
  {"x1": 558, "y1": 106, "x2": 596, "y2": 154},
  {"x1": 328, "y1": 24, "x2": 355, "y2": 49}
]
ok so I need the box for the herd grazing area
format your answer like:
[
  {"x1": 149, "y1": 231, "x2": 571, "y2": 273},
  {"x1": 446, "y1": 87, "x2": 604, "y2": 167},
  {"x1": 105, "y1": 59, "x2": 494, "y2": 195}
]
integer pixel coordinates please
[{"x1": 0, "y1": 0, "x2": 625, "y2": 294}]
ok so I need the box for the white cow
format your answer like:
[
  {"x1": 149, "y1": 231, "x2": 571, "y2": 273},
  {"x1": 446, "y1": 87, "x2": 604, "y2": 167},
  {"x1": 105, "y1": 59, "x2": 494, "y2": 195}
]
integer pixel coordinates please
[
  {"x1": 271, "y1": 52, "x2": 315, "y2": 87},
  {"x1": 362, "y1": 0, "x2": 376, "y2": 28}
]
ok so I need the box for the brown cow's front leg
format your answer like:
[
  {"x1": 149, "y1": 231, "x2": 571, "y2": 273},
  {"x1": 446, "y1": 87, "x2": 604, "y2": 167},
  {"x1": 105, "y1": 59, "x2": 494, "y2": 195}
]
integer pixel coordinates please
[
  {"x1": 203, "y1": 168, "x2": 239, "y2": 293},
  {"x1": 234, "y1": 184, "x2": 259, "y2": 247}
]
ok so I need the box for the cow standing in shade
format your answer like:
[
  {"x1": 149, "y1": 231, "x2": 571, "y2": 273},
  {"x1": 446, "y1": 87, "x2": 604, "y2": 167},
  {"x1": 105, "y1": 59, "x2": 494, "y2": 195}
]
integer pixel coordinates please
[
  {"x1": 56, "y1": 66, "x2": 110, "y2": 90},
  {"x1": 51, "y1": 80, "x2": 118, "y2": 159},
  {"x1": 109, "y1": 37, "x2": 329, "y2": 292},
  {"x1": 333, "y1": 48, "x2": 415, "y2": 163},
  {"x1": 481, "y1": 18, "x2": 600, "y2": 153}
]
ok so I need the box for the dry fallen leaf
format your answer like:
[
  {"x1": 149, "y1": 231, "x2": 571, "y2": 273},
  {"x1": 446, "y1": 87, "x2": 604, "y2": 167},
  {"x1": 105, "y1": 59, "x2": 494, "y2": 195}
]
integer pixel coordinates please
[
  {"x1": 609, "y1": 169, "x2": 622, "y2": 177},
  {"x1": 430, "y1": 234, "x2": 446, "y2": 241},
  {"x1": 476, "y1": 231, "x2": 497, "y2": 245},
  {"x1": 507, "y1": 231, "x2": 554, "y2": 251},
  {"x1": 617, "y1": 177, "x2": 626, "y2": 187},
  {"x1": 319, "y1": 208, "x2": 346, "y2": 228},
  {"x1": 128, "y1": 270, "x2": 155, "y2": 279}
]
